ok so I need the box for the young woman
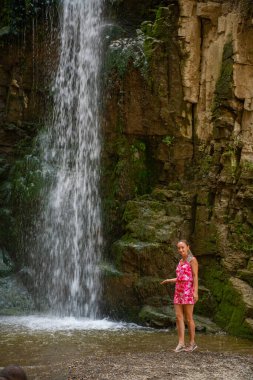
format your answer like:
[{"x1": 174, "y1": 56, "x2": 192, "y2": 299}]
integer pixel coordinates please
[{"x1": 161, "y1": 240, "x2": 198, "y2": 352}]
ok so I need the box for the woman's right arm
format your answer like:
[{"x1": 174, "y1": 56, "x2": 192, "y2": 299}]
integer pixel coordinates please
[{"x1": 160, "y1": 278, "x2": 177, "y2": 285}]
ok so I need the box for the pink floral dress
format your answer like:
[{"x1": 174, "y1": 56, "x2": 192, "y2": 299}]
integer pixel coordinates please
[{"x1": 174, "y1": 257, "x2": 195, "y2": 304}]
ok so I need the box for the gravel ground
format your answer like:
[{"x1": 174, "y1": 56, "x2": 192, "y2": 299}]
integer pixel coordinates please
[{"x1": 68, "y1": 350, "x2": 253, "y2": 380}]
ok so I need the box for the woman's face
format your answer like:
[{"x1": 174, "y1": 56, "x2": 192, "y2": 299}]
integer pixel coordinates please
[{"x1": 177, "y1": 241, "x2": 189, "y2": 259}]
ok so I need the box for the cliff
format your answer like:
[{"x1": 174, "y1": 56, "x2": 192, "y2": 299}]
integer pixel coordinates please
[
  {"x1": 0, "y1": 0, "x2": 253, "y2": 337},
  {"x1": 102, "y1": 0, "x2": 253, "y2": 338}
]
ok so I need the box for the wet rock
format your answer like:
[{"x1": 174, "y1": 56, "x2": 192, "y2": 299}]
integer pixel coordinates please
[
  {"x1": 139, "y1": 304, "x2": 221, "y2": 332},
  {"x1": 0, "y1": 249, "x2": 14, "y2": 276},
  {"x1": 139, "y1": 305, "x2": 176, "y2": 328},
  {"x1": 230, "y1": 277, "x2": 253, "y2": 318},
  {"x1": 0, "y1": 275, "x2": 35, "y2": 315},
  {"x1": 194, "y1": 314, "x2": 222, "y2": 334}
]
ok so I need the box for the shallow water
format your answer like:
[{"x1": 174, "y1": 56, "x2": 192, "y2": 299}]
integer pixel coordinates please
[{"x1": 0, "y1": 316, "x2": 253, "y2": 380}]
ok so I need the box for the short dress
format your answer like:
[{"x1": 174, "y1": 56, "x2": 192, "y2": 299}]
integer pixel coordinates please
[{"x1": 174, "y1": 257, "x2": 195, "y2": 305}]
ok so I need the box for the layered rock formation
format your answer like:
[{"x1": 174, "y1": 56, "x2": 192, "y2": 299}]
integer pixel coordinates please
[{"x1": 102, "y1": 0, "x2": 253, "y2": 338}]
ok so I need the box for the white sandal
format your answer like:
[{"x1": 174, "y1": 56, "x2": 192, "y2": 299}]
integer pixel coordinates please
[
  {"x1": 174, "y1": 343, "x2": 185, "y2": 352},
  {"x1": 184, "y1": 343, "x2": 198, "y2": 352}
]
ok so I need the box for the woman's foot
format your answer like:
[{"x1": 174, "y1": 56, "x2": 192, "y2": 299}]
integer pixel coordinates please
[
  {"x1": 173, "y1": 343, "x2": 185, "y2": 352},
  {"x1": 184, "y1": 343, "x2": 198, "y2": 352}
]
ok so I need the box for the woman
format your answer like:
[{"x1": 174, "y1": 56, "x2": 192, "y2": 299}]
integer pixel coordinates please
[{"x1": 161, "y1": 240, "x2": 198, "y2": 352}]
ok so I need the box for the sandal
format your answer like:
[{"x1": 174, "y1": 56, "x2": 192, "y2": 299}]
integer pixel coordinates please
[
  {"x1": 184, "y1": 343, "x2": 198, "y2": 352},
  {"x1": 173, "y1": 343, "x2": 185, "y2": 352}
]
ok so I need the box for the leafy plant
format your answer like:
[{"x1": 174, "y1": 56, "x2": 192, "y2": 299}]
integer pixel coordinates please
[
  {"x1": 104, "y1": 31, "x2": 148, "y2": 78},
  {"x1": 162, "y1": 135, "x2": 174, "y2": 146}
]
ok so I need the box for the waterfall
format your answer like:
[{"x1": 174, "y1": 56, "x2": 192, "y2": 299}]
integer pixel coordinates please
[{"x1": 34, "y1": 0, "x2": 104, "y2": 318}]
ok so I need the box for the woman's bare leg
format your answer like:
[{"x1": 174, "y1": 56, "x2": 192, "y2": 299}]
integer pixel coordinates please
[
  {"x1": 184, "y1": 304, "x2": 195, "y2": 344},
  {"x1": 174, "y1": 304, "x2": 185, "y2": 345}
]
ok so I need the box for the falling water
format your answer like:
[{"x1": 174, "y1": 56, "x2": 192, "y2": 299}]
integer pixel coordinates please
[{"x1": 34, "y1": 0, "x2": 104, "y2": 318}]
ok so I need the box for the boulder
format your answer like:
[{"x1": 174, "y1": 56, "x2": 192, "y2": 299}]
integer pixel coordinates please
[
  {"x1": 213, "y1": 276, "x2": 253, "y2": 338},
  {"x1": 230, "y1": 277, "x2": 253, "y2": 318},
  {"x1": 237, "y1": 269, "x2": 253, "y2": 287}
]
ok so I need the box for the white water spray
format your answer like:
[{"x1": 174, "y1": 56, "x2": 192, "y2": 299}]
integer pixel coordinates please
[{"x1": 34, "y1": 0, "x2": 104, "y2": 318}]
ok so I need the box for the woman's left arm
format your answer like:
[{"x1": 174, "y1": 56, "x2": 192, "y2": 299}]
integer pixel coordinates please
[{"x1": 191, "y1": 258, "x2": 198, "y2": 303}]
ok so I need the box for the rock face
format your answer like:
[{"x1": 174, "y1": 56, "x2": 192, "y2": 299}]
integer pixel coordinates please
[
  {"x1": 102, "y1": 0, "x2": 253, "y2": 338},
  {"x1": 1, "y1": 1, "x2": 253, "y2": 338},
  {"x1": 0, "y1": 2, "x2": 58, "y2": 313}
]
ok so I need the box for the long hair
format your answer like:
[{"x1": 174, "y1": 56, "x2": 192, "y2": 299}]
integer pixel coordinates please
[{"x1": 177, "y1": 239, "x2": 193, "y2": 260}]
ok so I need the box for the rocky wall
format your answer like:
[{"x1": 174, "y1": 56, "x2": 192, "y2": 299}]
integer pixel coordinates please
[
  {"x1": 102, "y1": 0, "x2": 253, "y2": 338},
  {"x1": 0, "y1": 1, "x2": 58, "y2": 314}
]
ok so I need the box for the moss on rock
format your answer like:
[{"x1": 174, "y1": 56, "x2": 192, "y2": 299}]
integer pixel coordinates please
[
  {"x1": 0, "y1": 275, "x2": 35, "y2": 315},
  {"x1": 212, "y1": 40, "x2": 234, "y2": 122},
  {"x1": 203, "y1": 263, "x2": 253, "y2": 338}
]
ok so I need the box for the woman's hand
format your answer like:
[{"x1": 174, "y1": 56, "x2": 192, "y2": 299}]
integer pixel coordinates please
[
  {"x1": 160, "y1": 278, "x2": 177, "y2": 285},
  {"x1": 194, "y1": 292, "x2": 198, "y2": 303},
  {"x1": 160, "y1": 279, "x2": 170, "y2": 285}
]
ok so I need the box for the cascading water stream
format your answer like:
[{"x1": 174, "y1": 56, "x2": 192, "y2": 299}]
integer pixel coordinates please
[{"x1": 33, "y1": 0, "x2": 103, "y2": 318}]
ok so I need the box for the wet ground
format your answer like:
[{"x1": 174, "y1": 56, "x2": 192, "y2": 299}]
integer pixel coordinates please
[
  {"x1": 0, "y1": 316, "x2": 253, "y2": 380},
  {"x1": 68, "y1": 351, "x2": 253, "y2": 380}
]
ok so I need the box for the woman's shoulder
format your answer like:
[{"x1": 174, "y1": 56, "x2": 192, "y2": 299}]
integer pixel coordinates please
[
  {"x1": 187, "y1": 255, "x2": 197, "y2": 263},
  {"x1": 189, "y1": 256, "x2": 198, "y2": 266}
]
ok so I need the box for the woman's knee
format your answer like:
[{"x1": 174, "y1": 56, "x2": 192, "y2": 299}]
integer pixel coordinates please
[
  {"x1": 185, "y1": 313, "x2": 194, "y2": 325},
  {"x1": 175, "y1": 312, "x2": 184, "y2": 322},
  {"x1": 184, "y1": 305, "x2": 194, "y2": 324},
  {"x1": 185, "y1": 314, "x2": 194, "y2": 325}
]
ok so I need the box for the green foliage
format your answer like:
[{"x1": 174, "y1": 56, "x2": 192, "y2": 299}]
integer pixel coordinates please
[
  {"x1": 0, "y1": 0, "x2": 58, "y2": 36},
  {"x1": 141, "y1": 6, "x2": 175, "y2": 58},
  {"x1": 162, "y1": 135, "x2": 174, "y2": 146},
  {"x1": 229, "y1": 221, "x2": 253, "y2": 253},
  {"x1": 105, "y1": 5, "x2": 177, "y2": 80},
  {"x1": 104, "y1": 30, "x2": 148, "y2": 78},
  {"x1": 10, "y1": 154, "x2": 43, "y2": 205}
]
